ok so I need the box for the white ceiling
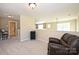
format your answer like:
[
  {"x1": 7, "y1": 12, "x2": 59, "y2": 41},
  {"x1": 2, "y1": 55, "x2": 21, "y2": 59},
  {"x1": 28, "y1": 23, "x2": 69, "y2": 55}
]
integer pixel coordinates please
[{"x1": 0, "y1": 3, "x2": 79, "y2": 20}]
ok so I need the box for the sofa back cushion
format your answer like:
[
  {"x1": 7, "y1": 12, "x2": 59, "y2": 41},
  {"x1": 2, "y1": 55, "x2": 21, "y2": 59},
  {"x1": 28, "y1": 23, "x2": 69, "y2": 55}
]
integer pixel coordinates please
[
  {"x1": 61, "y1": 33, "x2": 72, "y2": 44},
  {"x1": 68, "y1": 36, "x2": 79, "y2": 46},
  {"x1": 61, "y1": 33, "x2": 79, "y2": 46},
  {"x1": 71, "y1": 39, "x2": 79, "y2": 48}
]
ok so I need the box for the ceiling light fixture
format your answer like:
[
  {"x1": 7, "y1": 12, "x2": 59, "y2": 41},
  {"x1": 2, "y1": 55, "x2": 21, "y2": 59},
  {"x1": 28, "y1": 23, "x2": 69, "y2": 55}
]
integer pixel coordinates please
[
  {"x1": 29, "y1": 3, "x2": 37, "y2": 9},
  {"x1": 8, "y1": 15, "x2": 13, "y2": 18},
  {"x1": 8, "y1": 16, "x2": 12, "y2": 18}
]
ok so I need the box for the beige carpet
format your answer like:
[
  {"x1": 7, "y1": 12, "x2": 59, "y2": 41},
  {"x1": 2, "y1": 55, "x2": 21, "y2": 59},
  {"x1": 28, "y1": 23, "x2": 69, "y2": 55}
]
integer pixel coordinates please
[{"x1": 0, "y1": 39, "x2": 47, "y2": 55}]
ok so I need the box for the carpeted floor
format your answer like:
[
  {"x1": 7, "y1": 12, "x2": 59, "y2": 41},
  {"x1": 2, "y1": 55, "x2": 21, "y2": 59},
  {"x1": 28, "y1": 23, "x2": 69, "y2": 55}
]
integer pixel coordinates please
[{"x1": 0, "y1": 39, "x2": 47, "y2": 55}]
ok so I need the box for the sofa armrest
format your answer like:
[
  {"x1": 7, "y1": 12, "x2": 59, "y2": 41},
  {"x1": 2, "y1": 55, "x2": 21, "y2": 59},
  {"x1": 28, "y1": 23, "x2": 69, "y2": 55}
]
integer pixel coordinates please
[
  {"x1": 49, "y1": 37, "x2": 61, "y2": 44},
  {"x1": 48, "y1": 43, "x2": 77, "y2": 55},
  {"x1": 48, "y1": 43, "x2": 69, "y2": 55}
]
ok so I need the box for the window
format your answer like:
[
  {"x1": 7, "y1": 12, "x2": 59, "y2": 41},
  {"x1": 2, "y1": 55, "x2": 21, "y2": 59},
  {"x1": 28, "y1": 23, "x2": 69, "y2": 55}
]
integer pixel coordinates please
[
  {"x1": 57, "y1": 22, "x2": 70, "y2": 31},
  {"x1": 36, "y1": 24, "x2": 44, "y2": 29}
]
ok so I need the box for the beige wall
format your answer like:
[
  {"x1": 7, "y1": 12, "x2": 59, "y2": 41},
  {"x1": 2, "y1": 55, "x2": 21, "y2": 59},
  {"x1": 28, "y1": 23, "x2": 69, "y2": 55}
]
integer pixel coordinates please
[
  {"x1": 77, "y1": 16, "x2": 79, "y2": 32},
  {"x1": 0, "y1": 17, "x2": 8, "y2": 30},
  {"x1": 1, "y1": 18, "x2": 8, "y2": 30},
  {"x1": 51, "y1": 22, "x2": 57, "y2": 31},
  {"x1": 20, "y1": 15, "x2": 35, "y2": 41},
  {"x1": 0, "y1": 17, "x2": 1, "y2": 28},
  {"x1": 70, "y1": 19, "x2": 76, "y2": 32},
  {"x1": 0, "y1": 17, "x2": 19, "y2": 30},
  {"x1": 45, "y1": 22, "x2": 57, "y2": 31},
  {"x1": 37, "y1": 30, "x2": 79, "y2": 43}
]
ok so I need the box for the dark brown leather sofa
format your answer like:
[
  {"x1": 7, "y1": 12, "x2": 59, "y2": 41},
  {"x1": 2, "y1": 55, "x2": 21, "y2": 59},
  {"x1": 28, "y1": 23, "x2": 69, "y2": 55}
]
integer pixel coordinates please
[{"x1": 48, "y1": 33, "x2": 79, "y2": 55}]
